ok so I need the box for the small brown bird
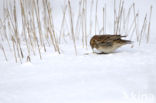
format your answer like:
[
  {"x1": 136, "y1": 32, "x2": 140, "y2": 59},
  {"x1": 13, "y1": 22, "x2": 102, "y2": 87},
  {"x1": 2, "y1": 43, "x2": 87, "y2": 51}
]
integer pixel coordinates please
[{"x1": 90, "y1": 34, "x2": 132, "y2": 53}]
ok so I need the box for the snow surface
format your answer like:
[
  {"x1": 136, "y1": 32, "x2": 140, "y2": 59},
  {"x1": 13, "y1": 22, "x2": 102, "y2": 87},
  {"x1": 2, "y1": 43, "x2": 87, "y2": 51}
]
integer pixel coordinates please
[
  {"x1": 0, "y1": 0, "x2": 156, "y2": 103},
  {"x1": 0, "y1": 40, "x2": 156, "y2": 103}
]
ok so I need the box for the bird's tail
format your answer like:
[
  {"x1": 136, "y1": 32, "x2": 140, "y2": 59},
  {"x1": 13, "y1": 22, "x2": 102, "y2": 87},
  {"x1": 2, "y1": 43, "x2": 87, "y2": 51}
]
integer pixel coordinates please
[
  {"x1": 120, "y1": 35, "x2": 127, "y2": 38},
  {"x1": 121, "y1": 39, "x2": 132, "y2": 44}
]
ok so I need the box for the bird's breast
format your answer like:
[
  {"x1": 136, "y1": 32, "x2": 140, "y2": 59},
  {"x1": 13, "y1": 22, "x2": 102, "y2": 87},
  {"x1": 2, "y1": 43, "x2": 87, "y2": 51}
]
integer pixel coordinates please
[{"x1": 96, "y1": 44, "x2": 122, "y2": 53}]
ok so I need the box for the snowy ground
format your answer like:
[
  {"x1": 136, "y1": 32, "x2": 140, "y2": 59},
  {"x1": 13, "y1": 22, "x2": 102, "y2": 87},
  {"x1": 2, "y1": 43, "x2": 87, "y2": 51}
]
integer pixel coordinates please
[
  {"x1": 0, "y1": 37, "x2": 156, "y2": 103},
  {"x1": 0, "y1": 0, "x2": 156, "y2": 103}
]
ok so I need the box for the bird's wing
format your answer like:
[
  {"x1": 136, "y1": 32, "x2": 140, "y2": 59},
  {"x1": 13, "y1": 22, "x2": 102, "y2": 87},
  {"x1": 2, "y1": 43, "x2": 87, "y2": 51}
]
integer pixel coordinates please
[
  {"x1": 98, "y1": 41, "x2": 113, "y2": 47},
  {"x1": 95, "y1": 36, "x2": 114, "y2": 47},
  {"x1": 94, "y1": 35, "x2": 126, "y2": 47},
  {"x1": 101, "y1": 35, "x2": 121, "y2": 42}
]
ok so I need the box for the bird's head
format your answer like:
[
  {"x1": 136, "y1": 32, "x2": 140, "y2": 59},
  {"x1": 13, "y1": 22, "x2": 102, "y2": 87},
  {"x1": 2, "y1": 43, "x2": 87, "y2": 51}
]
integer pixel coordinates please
[{"x1": 90, "y1": 36, "x2": 97, "y2": 50}]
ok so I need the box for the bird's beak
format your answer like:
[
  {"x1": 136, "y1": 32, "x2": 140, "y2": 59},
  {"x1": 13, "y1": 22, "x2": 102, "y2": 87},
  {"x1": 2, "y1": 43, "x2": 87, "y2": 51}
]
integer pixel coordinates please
[
  {"x1": 92, "y1": 48, "x2": 94, "y2": 52},
  {"x1": 91, "y1": 44, "x2": 95, "y2": 53},
  {"x1": 92, "y1": 47, "x2": 95, "y2": 53}
]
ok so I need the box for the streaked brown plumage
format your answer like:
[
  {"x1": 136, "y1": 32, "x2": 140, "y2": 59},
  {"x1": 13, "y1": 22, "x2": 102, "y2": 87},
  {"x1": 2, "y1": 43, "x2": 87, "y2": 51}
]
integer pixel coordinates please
[{"x1": 90, "y1": 34, "x2": 132, "y2": 53}]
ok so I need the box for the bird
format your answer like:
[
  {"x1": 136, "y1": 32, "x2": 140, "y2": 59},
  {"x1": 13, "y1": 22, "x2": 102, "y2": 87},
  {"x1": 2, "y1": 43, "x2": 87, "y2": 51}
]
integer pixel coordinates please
[{"x1": 90, "y1": 34, "x2": 132, "y2": 53}]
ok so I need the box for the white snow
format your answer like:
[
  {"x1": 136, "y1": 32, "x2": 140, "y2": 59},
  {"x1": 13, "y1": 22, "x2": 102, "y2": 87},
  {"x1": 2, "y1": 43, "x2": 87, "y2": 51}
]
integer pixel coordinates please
[
  {"x1": 0, "y1": 41, "x2": 156, "y2": 103},
  {"x1": 0, "y1": 0, "x2": 156, "y2": 103}
]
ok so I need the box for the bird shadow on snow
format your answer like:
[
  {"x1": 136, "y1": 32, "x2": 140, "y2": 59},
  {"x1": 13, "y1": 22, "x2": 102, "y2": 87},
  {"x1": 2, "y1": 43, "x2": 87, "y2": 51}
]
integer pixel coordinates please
[{"x1": 84, "y1": 49, "x2": 134, "y2": 55}]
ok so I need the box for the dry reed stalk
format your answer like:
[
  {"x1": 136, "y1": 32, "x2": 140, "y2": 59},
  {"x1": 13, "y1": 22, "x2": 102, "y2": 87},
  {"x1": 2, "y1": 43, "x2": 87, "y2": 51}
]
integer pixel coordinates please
[
  {"x1": 115, "y1": 0, "x2": 121, "y2": 34},
  {"x1": 99, "y1": 28, "x2": 103, "y2": 34},
  {"x1": 42, "y1": 0, "x2": 50, "y2": 46},
  {"x1": 0, "y1": 18, "x2": 11, "y2": 51},
  {"x1": 11, "y1": 36, "x2": 17, "y2": 63},
  {"x1": 33, "y1": 0, "x2": 46, "y2": 52},
  {"x1": 0, "y1": 20, "x2": 5, "y2": 41},
  {"x1": 129, "y1": 13, "x2": 139, "y2": 40},
  {"x1": 103, "y1": 8, "x2": 105, "y2": 34},
  {"x1": 128, "y1": 14, "x2": 137, "y2": 33},
  {"x1": 0, "y1": 33, "x2": 3, "y2": 42},
  {"x1": 46, "y1": 0, "x2": 60, "y2": 53},
  {"x1": 6, "y1": 8, "x2": 15, "y2": 34},
  {"x1": 68, "y1": 0, "x2": 77, "y2": 55},
  {"x1": 125, "y1": 5, "x2": 133, "y2": 35},
  {"x1": 84, "y1": 0, "x2": 87, "y2": 48},
  {"x1": 48, "y1": 28, "x2": 57, "y2": 51},
  {"x1": 80, "y1": 1, "x2": 84, "y2": 47},
  {"x1": 13, "y1": 0, "x2": 23, "y2": 63},
  {"x1": 6, "y1": 8, "x2": 20, "y2": 63},
  {"x1": 81, "y1": 0, "x2": 87, "y2": 48},
  {"x1": 51, "y1": 26, "x2": 60, "y2": 54},
  {"x1": 114, "y1": 0, "x2": 116, "y2": 34},
  {"x1": 130, "y1": 26, "x2": 136, "y2": 40},
  {"x1": 115, "y1": 0, "x2": 124, "y2": 35},
  {"x1": 119, "y1": 1, "x2": 124, "y2": 34},
  {"x1": 133, "y1": 3, "x2": 139, "y2": 41},
  {"x1": 50, "y1": 12, "x2": 60, "y2": 52},
  {"x1": 26, "y1": 15, "x2": 36, "y2": 56},
  {"x1": 139, "y1": 14, "x2": 147, "y2": 46},
  {"x1": 20, "y1": 0, "x2": 30, "y2": 56},
  {"x1": 31, "y1": 8, "x2": 42, "y2": 59},
  {"x1": 147, "y1": 6, "x2": 152, "y2": 43},
  {"x1": 98, "y1": 7, "x2": 105, "y2": 34},
  {"x1": 4, "y1": 27, "x2": 11, "y2": 51},
  {"x1": 45, "y1": 6, "x2": 57, "y2": 52},
  {"x1": 81, "y1": 9, "x2": 85, "y2": 48},
  {"x1": 104, "y1": 3, "x2": 106, "y2": 34},
  {"x1": 16, "y1": 43, "x2": 23, "y2": 63},
  {"x1": 75, "y1": 0, "x2": 82, "y2": 40},
  {"x1": 21, "y1": 0, "x2": 36, "y2": 55},
  {"x1": 0, "y1": 43, "x2": 8, "y2": 61},
  {"x1": 122, "y1": 9, "x2": 126, "y2": 33},
  {"x1": 142, "y1": 19, "x2": 148, "y2": 38},
  {"x1": 59, "y1": 5, "x2": 67, "y2": 43},
  {"x1": 89, "y1": 0, "x2": 93, "y2": 36},
  {"x1": 22, "y1": 1, "x2": 36, "y2": 56},
  {"x1": 95, "y1": 0, "x2": 98, "y2": 34},
  {"x1": 129, "y1": 19, "x2": 138, "y2": 40},
  {"x1": 119, "y1": 7, "x2": 124, "y2": 34},
  {"x1": 6, "y1": 15, "x2": 16, "y2": 62}
]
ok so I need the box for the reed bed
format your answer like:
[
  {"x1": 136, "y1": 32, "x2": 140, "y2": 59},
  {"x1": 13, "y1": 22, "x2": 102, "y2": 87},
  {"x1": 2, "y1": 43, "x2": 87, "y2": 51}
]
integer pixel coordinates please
[{"x1": 0, "y1": 0, "x2": 152, "y2": 62}]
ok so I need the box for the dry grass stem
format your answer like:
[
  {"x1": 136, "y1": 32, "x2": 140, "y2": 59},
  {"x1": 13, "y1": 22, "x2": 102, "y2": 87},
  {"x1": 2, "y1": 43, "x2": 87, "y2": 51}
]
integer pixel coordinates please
[
  {"x1": 68, "y1": 0, "x2": 77, "y2": 55},
  {"x1": 147, "y1": 6, "x2": 152, "y2": 43}
]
